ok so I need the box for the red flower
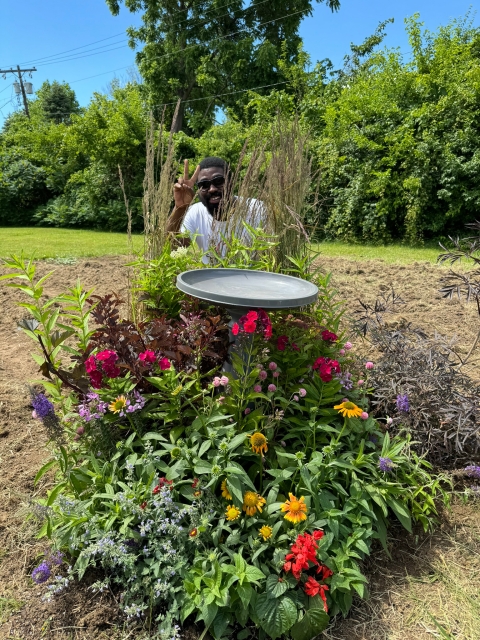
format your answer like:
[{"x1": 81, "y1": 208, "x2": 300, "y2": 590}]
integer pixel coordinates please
[
  {"x1": 264, "y1": 324, "x2": 273, "y2": 339},
  {"x1": 312, "y1": 357, "x2": 340, "y2": 383},
  {"x1": 243, "y1": 320, "x2": 257, "y2": 333},
  {"x1": 277, "y1": 335, "x2": 289, "y2": 351},
  {"x1": 232, "y1": 323, "x2": 240, "y2": 336},
  {"x1": 103, "y1": 364, "x2": 121, "y2": 379},
  {"x1": 96, "y1": 350, "x2": 118, "y2": 362},
  {"x1": 246, "y1": 311, "x2": 258, "y2": 321},
  {"x1": 159, "y1": 357, "x2": 171, "y2": 371},
  {"x1": 317, "y1": 565, "x2": 333, "y2": 580},
  {"x1": 304, "y1": 576, "x2": 321, "y2": 597},
  {"x1": 291, "y1": 342, "x2": 300, "y2": 351},
  {"x1": 89, "y1": 370, "x2": 103, "y2": 389},
  {"x1": 139, "y1": 350, "x2": 156, "y2": 364},
  {"x1": 321, "y1": 330, "x2": 338, "y2": 343},
  {"x1": 140, "y1": 501, "x2": 147, "y2": 509},
  {"x1": 313, "y1": 530, "x2": 324, "y2": 541},
  {"x1": 283, "y1": 531, "x2": 325, "y2": 579},
  {"x1": 153, "y1": 477, "x2": 173, "y2": 493},
  {"x1": 191, "y1": 478, "x2": 199, "y2": 488},
  {"x1": 85, "y1": 356, "x2": 97, "y2": 373},
  {"x1": 319, "y1": 584, "x2": 329, "y2": 612}
]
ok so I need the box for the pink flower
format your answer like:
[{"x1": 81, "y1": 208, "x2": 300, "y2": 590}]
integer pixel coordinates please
[
  {"x1": 246, "y1": 311, "x2": 258, "y2": 321},
  {"x1": 254, "y1": 385, "x2": 262, "y2": 393},
  {"x1": 103, "y1": 364, "x2": 121, "y2": 379},
  {"x1": 291, "y1": 342, "x2": 300, "y2": 352},
  {"x1": 365, "y1": 362, "x2": 374, "y2": 370},
  {"x1": 264, "y1": 324, "x2": 273, "y2": 339},
  {"x1": 232, "y1": 323, "x2": 240, "y2": 336},
  {"x1": 344, "y1": 342, "x2": 352, "y2": 351},
  {"x1": 213, "y1": 377, "x2": 222, "y2": 388},
  {"x1": 259, "y1": 370, "x2": 268, "y2": 381},
  {"x1": 96, "y1": 350, "x2": 118, "y2": 362},
  {"x1": 293, "y1": 395, "x2": 299, "y2": 402},
  {"x1": 268, "y1": 362, "x2": 277, "y2": 371},
  {"x1": 342, "y1": 397, "x2": 349, "y2": 403},
  {"x1": 268, "y1": 384, "x2": 277, "y2": 392},
  {"x1": 312, "y1": 357, "x2": 341, "y2": 382},
  {"x1": 361, "y1": 412, "x2": 369, "y2": 420},
  {"x1": 159, "y1": 357, "x2": 171, "y2": 371},
  {"x1": 386, "y1": 416, "x2": 393, "y2": 425},
  {"x1": 218, "y1": 396, "x2": 225, "y2": 404},
  {"x1": 244, "y1": 320, "x2": 257, "y2": 333},
  {"x1": 220, "y1": 375, "x2": 229, "y2": 386},
  {"x1": 277, "y1": 335, "x2": 289, "y2": 351},
  {"x1": 89, "y1": 370, "x2": 103, "y2": 389},
  {"x1": 244, "y1": 408, "x2": 251, "y2": 415},
  {"x1": 339, "y1": 349, "x2": 345, "y2": 356},
  {"x1": 32, "y1": 410, "x2": 38, "y2": 419},
  {"x1": 357, "y1": 380, "x2": 365, "y2": 386},
  {"x1": 76, "y1": 426, "x2": 85, "y2": 435},
  {"x1": 139, "y1": 350, "x2": 156, "y2": 364},
  {"x1": 299, "y1": 388, "x2": 307, "y2": 397},
  {"x1": 85, "y1": 356, "x2": 97, "y2": 373},
  {"x1": 273, "y1": 371, "x2": 280, "y2": 378}
]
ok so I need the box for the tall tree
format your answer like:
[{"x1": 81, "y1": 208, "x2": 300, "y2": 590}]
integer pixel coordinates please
[
  {"x1": 36, "y1": 81, "x2": 80, "y2": 124},
  {"x1": 105, "y1": 0, "x2": 340, "y2": 133}
]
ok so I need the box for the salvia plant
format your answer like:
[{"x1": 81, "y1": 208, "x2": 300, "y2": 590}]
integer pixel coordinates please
[{"x1": 1, "y1": 239, "x2": 449, "y2": 640}]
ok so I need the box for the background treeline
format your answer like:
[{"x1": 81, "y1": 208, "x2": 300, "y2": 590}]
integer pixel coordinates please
[{"x1": 1, "y1": 14, "x2": 480, "y2": 242}]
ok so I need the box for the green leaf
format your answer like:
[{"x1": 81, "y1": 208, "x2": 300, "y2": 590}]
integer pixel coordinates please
[
  {"x1": 244, "y1": 565, "x2": 265, "y2": 583},
  {"x1": 34, "y1": 459, "x2": 57, "y2": 485},
  {"x1": 236, "y1": 582, "x2": 253, "y2": 609},
  {"x1": 256, "y1": 594, "x2": 297, "y2": 639},
  {"x1": 386, "y1": 497, "x2": 412, "y2": 532},
  {"x1": 46, "y1": 482, "x2": 67, "y2": 507},
  {"x1": 213, "y1": 609, "x2": 230, "y2": 639},
  {"x1": 290, "y1": 607, "x2": 329, "y2": 640},
  {"x1": 227, "y1": 475, "x2": 244, "y2": 506},
  {"x1": 194, "y1": 460, "x2": 213, "y2": 474},
  {"x1": 265, "y1": 574, "x2": 289, "y2": 598},
  {"x1": 201, "y1": 603, "x2": 218, "y2": 628}
]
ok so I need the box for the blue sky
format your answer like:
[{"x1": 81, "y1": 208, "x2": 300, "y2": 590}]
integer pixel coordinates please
[{"x1": 0, "y1": 0, "x2": 478, "y2": 125}]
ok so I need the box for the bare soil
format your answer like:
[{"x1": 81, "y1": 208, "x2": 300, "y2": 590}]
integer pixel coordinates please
[{"x1": 0, "y1": 255, "x2": 478, "y2": 640}]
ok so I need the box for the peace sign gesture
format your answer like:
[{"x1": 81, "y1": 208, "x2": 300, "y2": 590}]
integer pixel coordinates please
[{"x1": 173, "y1": 159, "x2": 200, "y2": 209}]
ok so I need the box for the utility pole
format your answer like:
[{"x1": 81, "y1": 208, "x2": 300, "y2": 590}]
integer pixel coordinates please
[{"x1": 0, "y1": 66, "x2": 37, "y2": 118}]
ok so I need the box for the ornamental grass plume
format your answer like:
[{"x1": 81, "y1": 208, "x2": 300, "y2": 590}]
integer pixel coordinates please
[
  {"x1": 334, "y1": 401, "x2": 363, "y2": 419},
  {"x1": 242, "y1": 491, "x2": 267, "y2": 516},
  {"x1": 281, "y1": 493, "x2": 308, "y2": 523}
]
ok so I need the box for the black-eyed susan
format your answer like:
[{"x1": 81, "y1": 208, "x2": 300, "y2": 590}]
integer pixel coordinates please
[
  {"x1": 109, "y1": 395, "x2": 127, "y2": 414},
  {"x1": 259, "y1": 525, "x2": 273, "y2": 541},
  {"x1": 221, "y1": 479, "x2": 232, "y2": 500},
  {"x1": 242, "y1": 491, "x2": 267, "y2": 516},
  {"x1": 249, "y1": 432, "x2": 268, "y2": 455},
  {"x1": 281, "y1": 493, "x2": 308, "y2": 524},
  {"x1": 225, "y1": 505, "x2": 241, "y2": 521},
  {"x1": 333, "y1": 401, "x2": 363, "y2": 419}
]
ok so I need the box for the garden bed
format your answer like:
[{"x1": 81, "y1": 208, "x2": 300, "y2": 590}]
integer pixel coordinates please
[{"x1": 0, "y1": 255, "x2": 478, "y2": 640}]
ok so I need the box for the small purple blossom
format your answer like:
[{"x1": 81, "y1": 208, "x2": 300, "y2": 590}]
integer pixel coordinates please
[
  {"x1": 396, "y1": 394, "x2": 410, "y2": 412},
  {"x1": 253, "y1": 385, "x2": 262, "y2": 393},
  {"x1": 299, "y1": 388, "x2": 307, "y2": 398},
  {"x1": 268, "y1": 384, "x2": 277, "y2": 392},
  {"x1": 336, "y1": 371, "x2": 353, "y2": 390},
  {"x1": 344, "y1": 342, "x2": 352, "y2": 351},
  {"x1": 378, "y1": 457, "x2": 394, "y2": 473},
  {"x1": 465, "y1": 465, "x2": 480, "y2": 480},
  {"x1": 293, "y1": 395, "x2": 299, "y2": 402},
  {"x1": 32, "y1": 562, "x2": 51, "y2": 584},
  {"x1": 32, "y1": 393, "x2": 54, "y2": 419},
  {"x1": 361, "y1": 412, "x2": 369, "y2": 420},
  {"x1": 268, "y1": 362, "x2": 277, "y2": 371},
  {"x1": 49, "y1": 551, "x2": 64, "y2": 566},
  {"x1": 244, "y1": 408, "x2": 251, "y2": 415},
  {"x1": 259, "y1": 370, "x2": 268, "y2": 381}
]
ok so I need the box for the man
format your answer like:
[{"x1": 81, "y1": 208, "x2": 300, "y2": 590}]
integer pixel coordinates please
[{"x1": 166, "y1": 156, "x2": 263, "y2": 259}]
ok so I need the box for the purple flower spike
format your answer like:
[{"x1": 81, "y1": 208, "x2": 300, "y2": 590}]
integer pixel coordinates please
[
  {"x1": 378, "y1": 457, "x2": 394, "y2": 473},
  {"x1": 32, "y1": 562, "x2": 51, "y2": 584},
  {"x1": 465, "y1": 465, "x2": 480, "y2": 480},
  {"x1": 396, "y1": 394, "x2": 410, "y2": 413},
  {"x1": 31, "y1": 393, "x2": 54, "y2": 419}
]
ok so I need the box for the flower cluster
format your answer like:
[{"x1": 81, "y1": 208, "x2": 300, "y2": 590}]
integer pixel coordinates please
[
  {"x1": 312, "y1": 356, "x2": 341, "y2": 382},
  {"x1": 321, "y1": 330, "x2": 338, "y2": 343},
  {"x1": 31, "y1": 550, "x2": 64, "y2": 584},
  {"x1": 232, "y1": 309, "x2": 272, "y2": 339},
  {"x1": 276, "y1": 334, "x2": 299, "y2": 352},
  {"x1": 85, "y1": 350, "x2": 120, "y2": 388},
  {"x1": 465, "y1": 465, "x2": 480, "y2": 480},
  {"x1": 78, "y1": 392, "x2": 109, "y2": 422},
  {"x1": 138, "y1": 350, "x2": 171, "y2": 370},
  {"x1": 31, "y1": 392, "x2": 55, "y2": 419},
  {"x1": 283, "y1": 531, "x2": 332, "y2": 611},
  {"x1": 396, "y1": 394, "x2": 410, "y2": 412},
  {"x1": 378, "y1": 457, "x2": 394, "y2": 473}
]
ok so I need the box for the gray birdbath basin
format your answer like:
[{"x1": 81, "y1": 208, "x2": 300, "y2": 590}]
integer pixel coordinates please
[{"x1": 176, "y1": 269, "x2": 319, "y2": 372}]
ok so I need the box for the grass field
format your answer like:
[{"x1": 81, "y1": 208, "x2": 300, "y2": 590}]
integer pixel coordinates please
[
  {"x1": 0, "y1": 227, "x2": 453, "y2": 264},
  {"x1": 0, "y1": 228, "x2": 143, "y2": 259}
]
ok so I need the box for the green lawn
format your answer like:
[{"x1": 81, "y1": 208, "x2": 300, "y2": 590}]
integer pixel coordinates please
[
  {"x1": 0, "y1": 227, "x2": 143, "y2": 259},
  {"x1": 313, "y1": 241, "x2": 445, "y2": 264},
  {"x1": 0, "y1": 227, "x2": 451, "y2": 265}
]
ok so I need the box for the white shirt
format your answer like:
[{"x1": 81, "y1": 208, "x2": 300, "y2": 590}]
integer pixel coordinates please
[{"x1": 180, "y1": 198, "x2": 265, "y2": 262}]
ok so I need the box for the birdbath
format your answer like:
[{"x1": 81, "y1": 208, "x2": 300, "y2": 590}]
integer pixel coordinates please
[{"x1": 176, "y1": 268, "x2": 319, "y2": 372}]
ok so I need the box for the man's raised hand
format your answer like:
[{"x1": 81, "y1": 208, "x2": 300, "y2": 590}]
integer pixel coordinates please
[{"x1": 173, "y1": 159, "x2": 200, "y2": 209}]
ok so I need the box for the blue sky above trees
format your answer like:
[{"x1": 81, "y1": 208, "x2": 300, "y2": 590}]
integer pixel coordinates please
[{"x1": 1, "y1": 0, "x2": 478, "y2": 125}]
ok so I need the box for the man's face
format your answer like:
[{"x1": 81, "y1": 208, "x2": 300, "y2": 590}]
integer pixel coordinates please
[{"x1": 196, "y1": 166, "x2": 226, "y2": 216}]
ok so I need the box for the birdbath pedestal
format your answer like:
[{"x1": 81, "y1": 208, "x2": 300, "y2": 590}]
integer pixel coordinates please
[{"x1": 176, "y1": 269, "x2": 319, "y2": 372}]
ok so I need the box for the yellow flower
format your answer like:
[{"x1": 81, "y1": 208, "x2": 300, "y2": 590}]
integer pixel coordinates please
[
  {"x1": 242, "y1": 491, "x2": 267, "y2": 516},
  {"x1": 281, "y1": 493, "x2": 308, "y2": 524},
  {"x1": 225, "y1": 505, "x2": 241, "y2": 521},
  {"x1": 333, "y1": 401, "x2": 363, "y2": 419},
  {"x1": 250, "y1": 432, "x2": 268, "y2": 455},
  {"x1": 259, "y1": 525, "x2": 273, "y2": 541},
  {"x1": 221, "y1": 479, "x2": 232, "y2": 501},
  {"x1": 108, "y1": 395, "x2": 127, "y2": 414}
]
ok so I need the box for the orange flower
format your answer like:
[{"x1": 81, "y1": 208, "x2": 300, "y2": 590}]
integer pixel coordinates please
[
  {"x1": 242, "y1": 491, "x2": 266, "y2": 516},
  {"x1": 249, "y1": 432, "x2": 268, "y2": 455},
  {"x1": 281, "y1": 493, "x2": 308, "y2": 524},
  {"x1": 189, "y1": 528, "x2": 198, "y2": 538},
  {"x1": 221, "y1": 479, "x2": 232, "y2": 500},
  {"x1": 333, "y1": 401, "x2": 363, "y2": 419}
]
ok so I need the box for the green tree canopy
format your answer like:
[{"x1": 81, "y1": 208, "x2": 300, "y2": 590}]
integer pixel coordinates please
[
  {"x1": 105, "y1": 0, "x2": 340, "y2": 133},
  {"x1": 35, "y1": 80, "x2": 80, "y2": 124}
]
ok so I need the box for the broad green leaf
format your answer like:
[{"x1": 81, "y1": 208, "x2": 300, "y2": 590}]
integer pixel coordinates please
[
  {"x1": 290, "y1": 607, "x2": 329, "y2": 640},
  {"x1": 265, "y1": 574, "x2": 289, "y2": 598},
  {"x1": 386, "y1": 497, "x2": 412, "y2": 532}
]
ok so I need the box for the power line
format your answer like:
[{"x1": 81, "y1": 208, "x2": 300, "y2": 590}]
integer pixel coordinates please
[{"x1": 34, "y1": 43, "x2": 130, "y2": 68}]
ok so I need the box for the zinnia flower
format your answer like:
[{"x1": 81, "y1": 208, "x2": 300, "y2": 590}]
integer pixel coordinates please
[
  {"x1": 221, "y1": 479, "x2": 232, "y2": 500},
  {"x1": 109, "y1": 395, "x2": 127, "y2": 414},
  {"x1": 242, "y1": 491, "x2": 267, "y2": 516},
  {"x1": 281, "y1": 493, "x2": 308, "y2": 523},
  {"x1": 334, "y1": 401, "x2": 363, "y2": 419},
  {"x1": 250, "y1": 432, "x2": 268, "y2": 455},
  {"x1": 259, "y1": 525, "x2": 273, "y2": 541},
  {"x1": 225, "y1": 505, "x2": 241, "y2": 521}
]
